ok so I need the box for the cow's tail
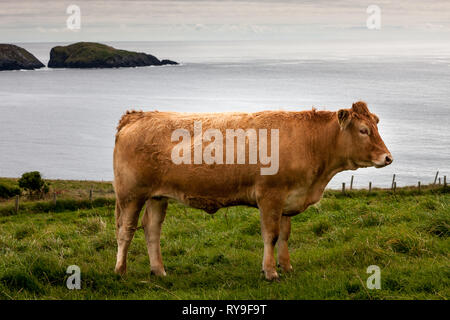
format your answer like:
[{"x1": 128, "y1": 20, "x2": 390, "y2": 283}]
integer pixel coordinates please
[{"x1": 116, "y1": 110, "x2": 144, "y2": 133}]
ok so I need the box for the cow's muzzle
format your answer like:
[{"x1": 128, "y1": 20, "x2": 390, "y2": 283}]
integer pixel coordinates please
[{"x1": 374, "y1": 153, "x2": 393, "y2": 168}]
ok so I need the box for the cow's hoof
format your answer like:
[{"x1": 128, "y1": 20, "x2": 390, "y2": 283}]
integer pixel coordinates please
[
  {"x1": 151, "y1": 268, "x2": 167, "y2": 277},
  {"x1": 114, "y1": 264, "x2": 127, "y2": 276},
  {"x1": 279, "y1": 263, "x2": 293, "y2": 273},
  {"x1": 264, "y1": 270, "x2": 279, "y2": 281}
]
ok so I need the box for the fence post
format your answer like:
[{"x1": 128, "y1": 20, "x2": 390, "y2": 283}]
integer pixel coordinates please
[
  {"x1": 53, "y1": 192, "x2": 57, "y2": 206},
  {"x1": 434, "y1": 171, "x2": 439, "y2": 185},
  {"x1": 393, "y1": 181, "x2": 397, "y2": 193},
  {"x1": 438, "y1": 177, "x2": 441, "y2": 186},
  {"x1": 342, "y1": 182, "x2": 346, "y2": 194},
  {"x1": 224, "y1": 208, "x2": 229, "y2": 226},
  {"x1": 15, "y1": 195, "x2": 19, "y2": 214},
  {"x1": 350, "y1": 175, "x2": 354, "y2": 191},
  {"x1": 368, "y1": 182, "x2": 372, "y2": 193},
  {"x1": 444, "y1": 176, "x2": 447, "y2": 188},
  {"x1": 418, "y1": 181, "x2": 421, "y2": 193},
  {"x1": 391, "y1": 174, "x2": 396, "y2": 190},
  {"x1": 89, "y1": 188, "x2": 93, "y2": 201}
]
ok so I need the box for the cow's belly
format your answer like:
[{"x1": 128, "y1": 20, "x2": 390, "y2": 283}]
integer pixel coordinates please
[
  {"x1": 183, "y1": 196, "x2": 257, "y2": 214},
  {"x1": 154, "y1": 185, "x2": 257, "y2": 214}
]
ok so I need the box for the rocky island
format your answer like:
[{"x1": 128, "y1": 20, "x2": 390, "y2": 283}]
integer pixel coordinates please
[
  {"x1": 48, "y1": 42, "x2": 178, "y2": 69},
  {"x1": 0, "y1": 44, "x2": 45, "y2": 71}
]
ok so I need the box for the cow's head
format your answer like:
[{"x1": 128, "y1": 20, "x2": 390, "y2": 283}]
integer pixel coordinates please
[{"x1": 337, "y1": 101, "x2": 392, "y2": 169}]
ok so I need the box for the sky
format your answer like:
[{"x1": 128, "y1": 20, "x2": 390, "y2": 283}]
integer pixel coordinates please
[{"x1": 0, "y1": 0, "x2": 449, "y2": 48}]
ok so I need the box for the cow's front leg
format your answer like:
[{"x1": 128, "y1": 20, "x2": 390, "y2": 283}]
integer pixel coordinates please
[
  {"x1": 258, "y1": 198, "x2": 283, "y2": 281},
  {"x1": 277, "y1": 215, "x2": 293, "y2": 272}
]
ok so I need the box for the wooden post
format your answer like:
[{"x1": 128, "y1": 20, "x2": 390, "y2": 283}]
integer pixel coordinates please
[
  {"x1": 418, "y1": 181, "x2": 421, "y2": 193},
  {"x1": 53, "y1": 192, "x2": 57, "y2": 206},
  {"x1": 89, "y1": 188, "x2": 93, "y2": 201},
  {"x1": 350, "y1": 175, "x2": 354, "y2": 190},
  {"x1": 434, "y1": 171, "x2": 439, "y2": 185},
  {"x1": 391, "y1": 174, "x2": 396, "y2": 190},
  {"x1": 393, "y1": 181, "x2": 397, "y2": 193},
  {"x1": 444, "y1": 176, "x2": 447, "y2": 188},
  {"x1": 15, "y1": 195, "x2": 19, "y2": 214},
  {"x1": 342, "y1": 182, "x2": 346, "y2": 194},
  {"x1": 224, "y1": 208, "x2": 229, "y2": 226},
  {"x1": 368, "y1": 182, "x2": 372, "y2": 193},
  {"x1": 438, "y1": 177, "x2": 441, "y2": 185}
]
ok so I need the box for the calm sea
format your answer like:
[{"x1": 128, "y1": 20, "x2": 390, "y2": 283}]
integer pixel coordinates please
[{"x1": 0, "y1": 41, "x2": 449, "y2": 188}]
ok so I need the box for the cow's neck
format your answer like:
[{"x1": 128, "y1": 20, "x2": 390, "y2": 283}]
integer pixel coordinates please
[{"x1": 305, "y1": 116, "x2": 354, "y2": 195}]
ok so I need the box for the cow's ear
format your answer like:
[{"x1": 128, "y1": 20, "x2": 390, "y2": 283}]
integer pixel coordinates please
[
  {"x1": 352, "y1": 101, "x2": 370, "y2": 115},
  {"x1": 337, "y1": 109, "x2": 351, "y2": 130},
  {"x1": 372, "y1": 114, "x2": 379, "y2": 124}
]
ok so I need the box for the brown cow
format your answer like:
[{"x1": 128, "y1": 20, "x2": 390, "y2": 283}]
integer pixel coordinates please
[{"x1": 113, "y1": 101, "x2": 392, "y2": 280}]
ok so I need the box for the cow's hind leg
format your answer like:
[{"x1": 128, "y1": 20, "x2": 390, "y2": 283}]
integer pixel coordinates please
[
  {"x1": 277, "y1": 216, "x2": 293, "y2": 272},
  {"x1": 114, "y1": 197, "x2": 145, "y2": 275},
  {"x1": 142, "y1": 198, "x2": 168, "y2": 276}
]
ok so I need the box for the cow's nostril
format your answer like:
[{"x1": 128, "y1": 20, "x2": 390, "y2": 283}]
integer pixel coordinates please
[{"x1": 385, "y1": 155, "x2": 393, "y2": 164}]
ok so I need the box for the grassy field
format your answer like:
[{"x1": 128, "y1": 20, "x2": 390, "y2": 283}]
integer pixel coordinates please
[{"x1": 0, "y1": 179, "x2": 448, "y2": 300}]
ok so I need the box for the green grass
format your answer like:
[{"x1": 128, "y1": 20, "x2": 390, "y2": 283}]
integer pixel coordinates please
[
  {"x1": 0, "y1": 181, "x2": 448, "y2": 300},
  {"x1": 0, "y1": 178, "x2": 115, "y2": 215}
]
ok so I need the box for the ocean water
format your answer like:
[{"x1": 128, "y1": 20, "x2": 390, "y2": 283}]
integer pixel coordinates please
[{"x1": 0, "y1": 41, "x2": 449, "y2": 189}]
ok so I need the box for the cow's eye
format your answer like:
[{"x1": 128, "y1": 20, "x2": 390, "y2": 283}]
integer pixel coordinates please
[{"x1": 360, "y1": 128, "x2": 369, "y2": 135}]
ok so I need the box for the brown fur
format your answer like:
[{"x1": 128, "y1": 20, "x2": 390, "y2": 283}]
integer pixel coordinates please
[
  {"x1": 112, "y1": 101, "x2": 392, "y2": 280},
  {"x1": 116, "y1": 110, "x2": 144, "y2": 136}
]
